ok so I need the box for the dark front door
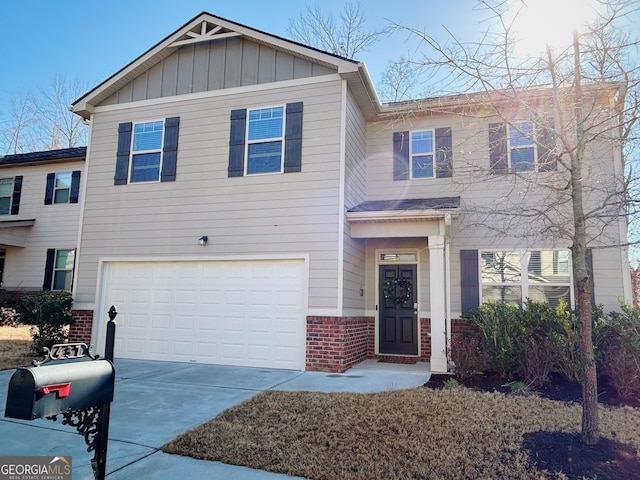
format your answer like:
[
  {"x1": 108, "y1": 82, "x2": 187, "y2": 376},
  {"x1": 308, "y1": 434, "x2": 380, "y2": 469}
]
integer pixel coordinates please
[{"x1": 379, "y1": 264, "x2": 418, "y2": 355}]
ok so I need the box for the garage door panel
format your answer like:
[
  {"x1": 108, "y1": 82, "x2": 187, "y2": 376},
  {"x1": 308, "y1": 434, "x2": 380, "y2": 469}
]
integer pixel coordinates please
[{"x1": 105, "y1": 259, "x2": 305, "y2": 369}]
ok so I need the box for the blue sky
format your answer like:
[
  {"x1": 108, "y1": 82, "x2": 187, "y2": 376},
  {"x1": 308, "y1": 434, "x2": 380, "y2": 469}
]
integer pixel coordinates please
[
  {"x1": 0, "y1": 0, "x2": 487, "y2": 114},
  {"x1": 1, "y1": 1, "x2": 638, "y2": 117}
]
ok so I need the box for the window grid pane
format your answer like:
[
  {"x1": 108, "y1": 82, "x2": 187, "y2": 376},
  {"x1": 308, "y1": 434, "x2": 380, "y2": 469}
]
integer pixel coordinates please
[
  {"x1": 131, "y1": 153, "x2": 161, "y2": 183},
  {"x1": 410, "y1": 131, "x2": 434, "y2": 179},
  {"x1": 480, "y1": 249, "x2": 572, "y2": 307},
  {"x1": 53, "y1": 250, "x2": 74, "y2": 291},
  {"x1": 247, "y1": 141, "x2": 283, "y2": 174},
  {"x1": 133, "y1": 122, "x2": 164, "y2": 151},
  {"x1": 248, "y1": 107, "x2": 284, "y2": 141}
]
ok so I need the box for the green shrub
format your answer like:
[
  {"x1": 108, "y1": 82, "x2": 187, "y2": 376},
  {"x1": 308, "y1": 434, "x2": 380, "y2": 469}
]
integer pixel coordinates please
[
  {"x1": 16, "y1": 291, "x2": 74, "y2": 353},
  {"x1": 545, "y1": 300, "x2": 582, "y2": 383},
  {"x1": 470, "y1": 302, "x2": 524, "y2": 378},
  {"x1": 450, "y1": 333, "x2": 487, "y2": 379},
  {"x1": 601, "y1": 302, "x2": 640, "y2": 401}
]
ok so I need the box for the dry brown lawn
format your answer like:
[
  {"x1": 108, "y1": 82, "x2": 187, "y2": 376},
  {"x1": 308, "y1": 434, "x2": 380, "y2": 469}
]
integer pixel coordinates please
[
  {"x1": 164, "y1": 388, "x2": 640, "y2": 480},
  {"x1": 0, "y1": 325, "x2": 33, "y2": 371}
]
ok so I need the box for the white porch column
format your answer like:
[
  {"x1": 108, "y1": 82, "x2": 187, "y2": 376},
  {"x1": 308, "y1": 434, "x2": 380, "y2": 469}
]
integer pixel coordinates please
[{"x1": 429, "y1": 235, "x2": 448, "y2": 373}]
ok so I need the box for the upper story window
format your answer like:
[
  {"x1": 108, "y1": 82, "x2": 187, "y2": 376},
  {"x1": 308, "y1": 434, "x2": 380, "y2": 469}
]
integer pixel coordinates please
[
  {"x1": 114, "y1": 117, "x2": 180, "y2": 185},
  {"x1": 410, "y1": 130, "x2": 435, "y2": 178},
  {"x1": 489, "y1": 119, "x2": 556, "y2": 173},
  {"x1": 45, "y1": 171, "x2": 81, "y2": 205},
  {"x1": 131, "y1": 121, "x2": 164, "y2": 182},
  {"x1": 0, "y1": 178, "x2": 14, "y2": 214},
  {"x1": 508, "y1": 122, "x2": 536, "y2": 171},
  {"x1": 393, "y1": 128, "x2": 452, "y2": 181},
  {"x1": 228, "y1": 102, "x2": 303, "y2": 178},
  {"x1": 247, "y1": 106, "x2": 284, "y2": 175},
  {"x1": 53, "y1": 173, "x2": 72, "y2": 202},
  {"x1": 0, "y1": 176, "x2": 22, "y2": 215},
  {"x1": 480, "y1": 249, "x2": 572, "y2": 308}
]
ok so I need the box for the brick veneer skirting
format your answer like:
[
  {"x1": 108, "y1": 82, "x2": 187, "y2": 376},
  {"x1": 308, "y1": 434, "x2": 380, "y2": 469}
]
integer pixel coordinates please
[
  {"x1": 306, "y1": 316, "x2": 374, "y2": 372},
  {"x1": 69, "y1": 310, "x2": 93, "y2": 345}
]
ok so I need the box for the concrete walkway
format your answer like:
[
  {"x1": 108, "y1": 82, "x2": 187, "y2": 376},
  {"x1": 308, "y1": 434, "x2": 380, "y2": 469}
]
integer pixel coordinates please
[{"x1": 0, "y1": 359, "x2": 430, "y2": 479}]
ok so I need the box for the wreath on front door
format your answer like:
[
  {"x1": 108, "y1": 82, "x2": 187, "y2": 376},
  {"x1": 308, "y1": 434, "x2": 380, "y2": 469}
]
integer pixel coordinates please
[{"x1": 383, "y1": 277, "x2": 412, "y2": 305}]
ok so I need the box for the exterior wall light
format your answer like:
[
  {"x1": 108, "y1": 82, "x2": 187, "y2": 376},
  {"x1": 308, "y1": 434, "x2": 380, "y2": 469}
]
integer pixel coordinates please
[{"x1": 198, "y1": 235, "x2": 208, "y2": 246}]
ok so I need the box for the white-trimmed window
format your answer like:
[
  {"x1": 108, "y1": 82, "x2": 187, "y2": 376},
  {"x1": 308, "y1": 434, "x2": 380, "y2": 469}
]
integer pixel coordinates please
[
  {"x1": 52, "y1": 249, "x2": 75, "y2": 291},
  {"x1": 410, "y1": 130, "x2": 435, "y2": 178},
  {"x1": 53, "y1": 172, "x2": 72, "y2": 203},
  {"x1": 0, "y1": 178, "x2": 14, "y2": 214},
  {"x1": 480, "y1": 249, "x2": 572, "y2": 307},
  {"x1": 246, "y1": 106, "x2": 284, "y2": 175},
  {"x1": 131, "y1": 120, "x2": 164, "y2": 182},
  {"x1": 508, "y1": 122, "x2": 536, "y2": 171}
]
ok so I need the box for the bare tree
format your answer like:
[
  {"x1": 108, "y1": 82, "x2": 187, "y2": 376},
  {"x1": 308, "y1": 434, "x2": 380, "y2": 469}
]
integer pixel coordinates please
[
  {"x1": 378, "y1": 58, "x2": 421, "y2": 103},
  {"x1": 0, "y1": 75, "x2": 88, "y2": 154},
  {"x1": 287, "y1": 2, "x2": 390, "y2": 59},
  {"x1": 393, "y1": 0, "x2": 639, "y2": 445},
  {"x1": 0, "y1": 93, "x2": 39, "y2": 154},
  {"x1": 33, "y1": 75, "x2": 89, "y2": 150}
]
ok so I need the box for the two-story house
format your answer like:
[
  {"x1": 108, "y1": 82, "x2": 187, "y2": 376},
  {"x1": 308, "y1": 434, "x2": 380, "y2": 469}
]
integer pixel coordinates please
[
  {"x1": 0, "y1": 148, "x2": 85, "y2": 293},
  {"x1": 68, "y1": 12, "x2": 631, "y2": 373}
]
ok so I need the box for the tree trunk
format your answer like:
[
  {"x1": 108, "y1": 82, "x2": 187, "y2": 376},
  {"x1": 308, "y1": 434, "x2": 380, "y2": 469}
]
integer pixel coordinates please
[{"x1": 571, "y1": 29, "x2": 599, "y2": 446}]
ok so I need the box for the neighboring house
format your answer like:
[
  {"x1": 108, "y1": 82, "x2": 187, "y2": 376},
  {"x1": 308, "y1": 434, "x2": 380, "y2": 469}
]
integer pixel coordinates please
[
  {"x1": 68, "y1": 12, "x2": 631, "y2": 373},
  {"x1": 0, "y1": 147, "x2": 85, "y2": 292}
]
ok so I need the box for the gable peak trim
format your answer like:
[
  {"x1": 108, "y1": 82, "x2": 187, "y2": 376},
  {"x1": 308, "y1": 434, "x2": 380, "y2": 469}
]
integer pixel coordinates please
[{"x1": 170, "y1": 20, "x2": 241, "y2": 47}]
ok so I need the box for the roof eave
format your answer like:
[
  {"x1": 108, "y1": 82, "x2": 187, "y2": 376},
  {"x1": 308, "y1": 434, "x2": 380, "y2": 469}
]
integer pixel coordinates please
[{"x1": 346, "y1": 209, "x2": 459, "y2": 223}]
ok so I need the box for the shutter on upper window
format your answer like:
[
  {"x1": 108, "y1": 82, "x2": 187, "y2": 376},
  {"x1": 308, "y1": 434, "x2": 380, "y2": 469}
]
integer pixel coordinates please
[
  {"x1": 537, "y1": 118, "x2": 557, "y2": 171},
  {"x1": 460, "y1": 249, "x2": 480, "y2": 314},
  {"x1": 44, "y1": 173, "x2": 55, "y2": 205},
  {"x1": 489, "y1": 123, "x2": 508, "y2": 173},
  {"x1": 115, "y1": 122, "x2": 133, "y2": 185},
  {"x1": 393, "y1": 131, "x2": 409, "y2": 181},
  {"x1": 228, "y1": 109, "x2": 247, "y2": 177},
  {"x1": 435, "y1": 127, "x2": 453, "y2": 178},
  {"x1": 161, "y1": 117, "x2": 180, "y2": 182},
  {"x1": 284, "y1": 102, "x2": 303, "y2": 173},
  {"x1": 70, "y1": 171, "x2": 81, "y2": 203},
  {"x1": 43, "y1": 248, "x2": 55, "y2": 291},
  {"x1": 10, "y1": 176, "x2": 22, "y2": 215}
]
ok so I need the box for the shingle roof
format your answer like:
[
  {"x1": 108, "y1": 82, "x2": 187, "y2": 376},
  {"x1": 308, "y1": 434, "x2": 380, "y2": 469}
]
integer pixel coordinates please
[
  {"x1": 348, "y1": 197, "x2": 461, "y2": 213},
  {"x1": 0, "y1": 147, "x2": 86, "y2": 166}
]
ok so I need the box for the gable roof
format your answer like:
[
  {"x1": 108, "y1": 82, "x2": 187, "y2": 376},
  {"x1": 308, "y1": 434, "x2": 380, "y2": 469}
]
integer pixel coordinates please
[
  {"x1": 71, "y1": 12, "x2": 381, "y2": 120},
  {"x1": 0, "y1": 147, "x2": 86, "y2": 168}
]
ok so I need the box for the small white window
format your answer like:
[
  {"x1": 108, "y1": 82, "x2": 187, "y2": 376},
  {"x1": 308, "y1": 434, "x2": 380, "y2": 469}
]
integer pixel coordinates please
[
  {"x1": 54, "y1": 173, "x2": 72, "y2": 203},
  {"x1": 410, "y1": 130, "x2": 435, "y2": 178},
  {"x1": 131, "y1": 121, "x2": 164, "y2": 182},
  {"x1": 52, "y1": 249, "x2": 75, "y2": 291},
  {"x1": 0, "y1": 178, "x2": 13, "y2": 215},
  {"x1": 508, "y1": 122, "x2": 536, "y2": 171},
  {"x1": 246, "y1": 106, "x2": 284, "y2": 174}
]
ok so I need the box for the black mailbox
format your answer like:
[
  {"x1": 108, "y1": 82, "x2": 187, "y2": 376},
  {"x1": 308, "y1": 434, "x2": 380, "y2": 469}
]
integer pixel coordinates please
[{"x1": 5, "y1": 359, "x2": 115, "y2": 420}]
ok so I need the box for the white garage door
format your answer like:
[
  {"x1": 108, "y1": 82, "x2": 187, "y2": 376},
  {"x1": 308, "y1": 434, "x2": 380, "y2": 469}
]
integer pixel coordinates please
[{"x1": 100, "y1": 259, "x2": 306, "y2": 370}]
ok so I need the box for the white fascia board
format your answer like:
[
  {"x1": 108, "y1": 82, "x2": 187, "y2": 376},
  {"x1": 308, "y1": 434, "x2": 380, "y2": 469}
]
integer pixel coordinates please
[{"x1": 346, "y1": 209, "x2": 458, "y2": 223}]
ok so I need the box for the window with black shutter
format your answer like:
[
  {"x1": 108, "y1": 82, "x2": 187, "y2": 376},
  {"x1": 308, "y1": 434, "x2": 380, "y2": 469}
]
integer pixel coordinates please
[
  {"x1": 114, "y1": 117, "x2": 180, "y2": 185},
  {"x1": 228, "y1": 102, "x2": 303, "y2": 177}
]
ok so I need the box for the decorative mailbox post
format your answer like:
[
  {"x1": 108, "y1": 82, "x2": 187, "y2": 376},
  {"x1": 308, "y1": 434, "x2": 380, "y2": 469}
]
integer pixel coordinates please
[{"x1": 5, "y1": 306, "x2": 119, "y2": 480}]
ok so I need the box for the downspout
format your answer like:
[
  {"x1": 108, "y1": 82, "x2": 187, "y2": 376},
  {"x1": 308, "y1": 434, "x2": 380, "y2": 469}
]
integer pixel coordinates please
[{"x1": 444, "y1": 213, "x2": 452, "y2": 368}]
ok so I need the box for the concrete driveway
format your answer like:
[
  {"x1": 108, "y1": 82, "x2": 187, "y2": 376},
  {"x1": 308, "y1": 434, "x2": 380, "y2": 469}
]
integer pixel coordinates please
[{"x1": 0, "y1": 359, "x2": 430, "y2": 479}]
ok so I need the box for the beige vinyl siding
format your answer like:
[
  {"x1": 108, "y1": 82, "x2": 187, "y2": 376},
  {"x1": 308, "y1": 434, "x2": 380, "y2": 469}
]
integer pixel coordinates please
[
  {"x1": 0, "y1": 162, "x2": 83, "y2": 290},
  {"x1": 100, "y1": 38, "x2": 336, "y2": 107},
  {"x1": 342, "y1": 89, "x2": 367, "y2": 313},
  {"x1": 365, "y1": 111, "x2": 628, "y2": 313},
  {"x1": 76, "y1": 79, "x2": 344, "y2": 311}
]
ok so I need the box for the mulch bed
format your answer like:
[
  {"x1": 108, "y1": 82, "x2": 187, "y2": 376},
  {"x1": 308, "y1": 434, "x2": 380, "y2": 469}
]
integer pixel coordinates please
[{"x1": 425, "y1": 372, "x2": 640, "y2": 479}]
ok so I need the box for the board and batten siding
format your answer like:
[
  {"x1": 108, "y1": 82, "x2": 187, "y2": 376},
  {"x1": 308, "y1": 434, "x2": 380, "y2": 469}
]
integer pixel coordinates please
[
  {"x1": 342, "y1": 89, "x2": 367, "y2": 313},
  {"x1": 75, "y1": 79, "x2": 345, "y2": 313},
  {"x1": 365, "y1": 113, "x2": 628, "y2": 313},
  {"x1": 1, "y1": 161, "x2": 83, "y2": 290},
  {"x1": 101, "y1": 38, "x2": 337, "y2": 107}
]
